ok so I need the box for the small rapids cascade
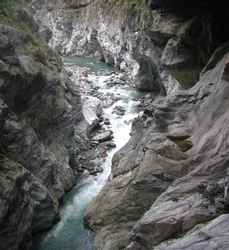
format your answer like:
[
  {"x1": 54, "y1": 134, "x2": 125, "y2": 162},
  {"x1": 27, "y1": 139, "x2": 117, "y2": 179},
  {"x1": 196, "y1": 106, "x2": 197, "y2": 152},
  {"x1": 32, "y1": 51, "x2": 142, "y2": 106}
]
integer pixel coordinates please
[{"x1": 33, "y1": 56, "x2": 143, "y2": 250}]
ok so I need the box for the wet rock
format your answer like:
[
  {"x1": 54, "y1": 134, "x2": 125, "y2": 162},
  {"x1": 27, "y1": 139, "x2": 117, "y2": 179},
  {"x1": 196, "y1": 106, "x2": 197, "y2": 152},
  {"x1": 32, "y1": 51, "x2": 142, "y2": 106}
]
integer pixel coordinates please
[
  {"x1": 104, "y1": 118, "x2": 111, "y2": 125},
  {"x1": 102, "y1": 99, "x2": 115, "y2": 108},
  {"x1": 92, "y1": 130, "x2": 113, "y2": 143},
  {"x1": 87, "y1": 119, "x2": 101, "y2": 136},
  {"x1": 83, "y1": 96, "x2": 103, "y2": 125},
  {"x1": 112, "y1": 106, "x2": 126, "y2": 116},
  {"x1": 101, "y1": 93, "x2": 121, "y2": 108},
  {"x1": 102, "y1": 141, "x2": 116, "y2": 149},
  {"x1": 105, "y1": 73, "x2": 127, "y2": 87},
  {"x1": 91, "y1": 166, "x2": 103, "y2": 175}
]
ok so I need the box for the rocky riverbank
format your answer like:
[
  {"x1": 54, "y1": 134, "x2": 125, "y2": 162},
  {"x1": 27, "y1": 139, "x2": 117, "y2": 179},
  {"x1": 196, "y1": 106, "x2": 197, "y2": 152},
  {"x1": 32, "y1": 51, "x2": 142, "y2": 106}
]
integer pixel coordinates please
[
  {"x1": 28, "y1": 0, "x2": 229, "y2": 249},
  {"x1": 0, "y1": 1, "x2": 98, "y2": 249},
  {"x1": 33, "y1": 55, "x2": 144, "y2": 250},
  {"x1": 84, "y1": 42, "x2": 229, "y2": 249},
  {"x1": 82, "y1": 2, "x2": 229, "y2": 250},
  {"x1": 27, "y1": 0, "x2": 178, "y2": 93},
  {"x1": 2, "y1": 0, "x2": 229, "y2": 250},
  {"x1": 29, "y1": 0, "x2": 229, "y2": 95}
]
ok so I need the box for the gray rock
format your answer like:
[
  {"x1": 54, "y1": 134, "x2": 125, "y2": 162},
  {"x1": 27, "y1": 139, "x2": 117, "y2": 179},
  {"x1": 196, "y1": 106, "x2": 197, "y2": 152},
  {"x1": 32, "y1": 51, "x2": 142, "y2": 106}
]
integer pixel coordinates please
[
  {"x1": 0, "y1": 156, "x2": 58, "y2": 250},
  {"x1": 87, "y1": 118, "x2": 101, "y2": 136},
  {"x1": 92, "y1": 130, "x2": 113, "y2": 143},
  {"x1": 104, "y1": 118, "x2": 111, "y2": 125},
  {"x1": 102, "y1": 141, "x2": 116, "y2": 149},
  {"x1": 112, "y1": 105, "x2": 126, "y2": 116},
  {"x1": 134, "y1": 54, "x2": 164, "y2": 93},
  {"x1": 0, "y1": 156, "x2": 33, "y2": 250},
  {"x1": 0, "y1": 3, "x2": 96, "y2": 249},
  {"x1": 85, "y1": 43, "x2": 229, "y2": 250},
  {"x1": 161, "y1": 17, "x2": 212, "y2": 89},
  {"x1": 2, "y1": 1, "x2": 229, "y2": 250},
  {"x1": 155, "y1": 214, "x2": 229, "y2": 250},
  {"x1": 39, "y1": 25, "x2": 53, "y2": 43},
  {"x1": 82, "y1": 95, "x2": 103, "y2": 125},
  {"x1": 29, "y1": 0, "x2": 212, "y2": 95}
]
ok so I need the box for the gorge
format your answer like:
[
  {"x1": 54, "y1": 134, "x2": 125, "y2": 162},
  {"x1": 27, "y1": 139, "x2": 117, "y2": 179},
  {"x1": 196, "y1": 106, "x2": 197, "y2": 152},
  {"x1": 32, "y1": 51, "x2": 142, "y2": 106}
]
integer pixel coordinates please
[
  {"x1": 33, "y1": 56, "x2": 142, "y2": 250},
  {"x1": 1, "y1": 1, "x2": 229, "y2": 250}
]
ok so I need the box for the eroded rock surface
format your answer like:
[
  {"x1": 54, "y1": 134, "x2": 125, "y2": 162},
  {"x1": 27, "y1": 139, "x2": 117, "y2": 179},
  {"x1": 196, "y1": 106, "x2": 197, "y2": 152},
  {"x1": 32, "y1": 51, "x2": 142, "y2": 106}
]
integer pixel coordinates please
[
  {"x1": 0, "y1": 1, "x2": 94, "y2": 249},
  {"x1": 85, "y1": 42, "x2": 229, "y2": 250},
  {"x1": 2, "y1": 1, "x2": 229, "y2": 250},
  {"x1": 28, "y1": 0, "x2": 215, "y2": 94}
]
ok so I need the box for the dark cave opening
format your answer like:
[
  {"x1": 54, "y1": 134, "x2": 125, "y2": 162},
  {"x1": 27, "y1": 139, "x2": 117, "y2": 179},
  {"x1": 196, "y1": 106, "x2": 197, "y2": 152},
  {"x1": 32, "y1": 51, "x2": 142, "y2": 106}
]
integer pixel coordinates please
[{"x1": 148, "y1": 0, "x2": 229, "y2": 48}]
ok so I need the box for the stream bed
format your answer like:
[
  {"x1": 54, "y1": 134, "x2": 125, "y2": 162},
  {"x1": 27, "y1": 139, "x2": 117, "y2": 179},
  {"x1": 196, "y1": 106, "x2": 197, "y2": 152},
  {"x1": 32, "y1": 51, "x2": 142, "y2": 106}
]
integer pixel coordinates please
[{"x1": 33, "y1": 56, "x2": 142, "y2": 250}]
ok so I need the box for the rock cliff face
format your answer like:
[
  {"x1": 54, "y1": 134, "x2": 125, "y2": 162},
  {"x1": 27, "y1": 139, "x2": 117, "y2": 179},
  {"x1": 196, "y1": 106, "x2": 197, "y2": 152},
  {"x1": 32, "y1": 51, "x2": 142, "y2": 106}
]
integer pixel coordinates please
[
  {"x1": 0, "y1": 1, "x2": 93, "y2": 249},
  {"x1": 2, "y1": 0, "x2": 229, "y2": 250},
  {"x1": 85, "y1": 42, "x2": 229, "y2": 249},
  {"x1": 76, "y1": 2, "x2": 229, "y2": 250},
  {"x1": 29, "y1": 0, "x2": 215, "y2": 94}
]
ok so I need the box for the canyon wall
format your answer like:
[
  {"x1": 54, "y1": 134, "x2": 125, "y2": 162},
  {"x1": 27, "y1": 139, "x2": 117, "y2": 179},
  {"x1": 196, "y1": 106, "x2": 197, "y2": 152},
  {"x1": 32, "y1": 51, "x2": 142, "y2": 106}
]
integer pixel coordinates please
[
  {"x1": 85, "y1": 42, "x2": 229, "y2": 249},
  {"x1": 29, "y1": 0, "x2": 229, "y2": 249},
  {"x1": 1, "y1": 0, "x2": 229, "y2": 250},
  {"x1": 0, "y1": 1, "x2": 94, "y2": 249},
  {"x1": 29, "y1": 0, "x2": 215, "y2": 94},
  {"x1": 82, "y1": 2, "x2": 229, "y2": 250}
]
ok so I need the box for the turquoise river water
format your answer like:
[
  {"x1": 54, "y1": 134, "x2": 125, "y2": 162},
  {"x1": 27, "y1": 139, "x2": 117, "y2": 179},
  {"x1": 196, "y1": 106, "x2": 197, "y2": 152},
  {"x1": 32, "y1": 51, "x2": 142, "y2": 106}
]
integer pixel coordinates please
[{"x1": 33, "y1": 57, "x2": 141, "y2": 250}]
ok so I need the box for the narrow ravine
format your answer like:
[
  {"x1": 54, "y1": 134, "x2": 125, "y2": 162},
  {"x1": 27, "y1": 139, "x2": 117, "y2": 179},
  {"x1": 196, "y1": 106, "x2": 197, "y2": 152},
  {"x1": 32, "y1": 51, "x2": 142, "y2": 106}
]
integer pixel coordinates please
[{"x1": 33, "y1": 57, "x2": 142, "y2": 250}]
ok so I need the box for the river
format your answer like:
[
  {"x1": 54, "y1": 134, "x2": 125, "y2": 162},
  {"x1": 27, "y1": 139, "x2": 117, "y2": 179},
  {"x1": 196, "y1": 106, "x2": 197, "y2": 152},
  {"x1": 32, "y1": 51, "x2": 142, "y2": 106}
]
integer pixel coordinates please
[{"x1": 33, "y1": 56, "x2": 142, "y2": 250}]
